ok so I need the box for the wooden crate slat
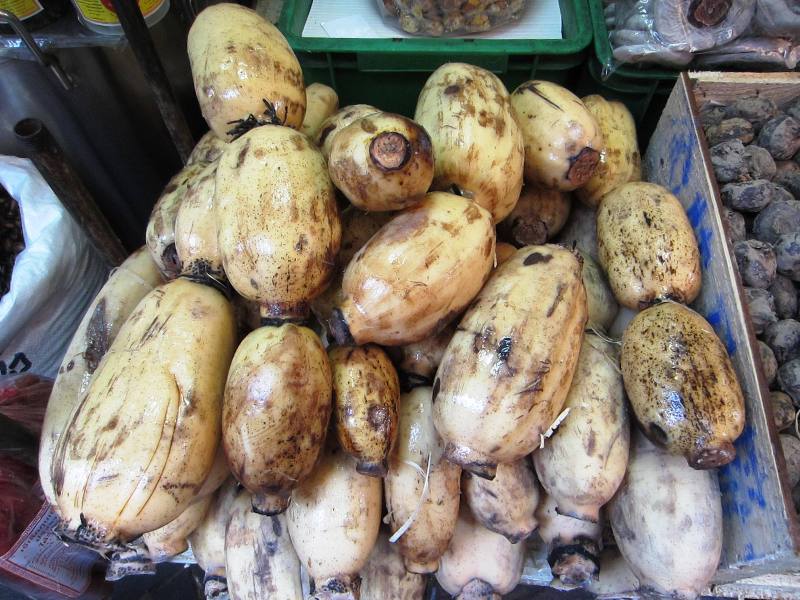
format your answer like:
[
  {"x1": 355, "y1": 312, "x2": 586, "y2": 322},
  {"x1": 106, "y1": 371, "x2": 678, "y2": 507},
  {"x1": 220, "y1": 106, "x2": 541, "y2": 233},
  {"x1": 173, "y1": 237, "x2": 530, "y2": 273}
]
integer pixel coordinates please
[{"x1": 643, "y1": 72, "x2": 800, "y2": 581}]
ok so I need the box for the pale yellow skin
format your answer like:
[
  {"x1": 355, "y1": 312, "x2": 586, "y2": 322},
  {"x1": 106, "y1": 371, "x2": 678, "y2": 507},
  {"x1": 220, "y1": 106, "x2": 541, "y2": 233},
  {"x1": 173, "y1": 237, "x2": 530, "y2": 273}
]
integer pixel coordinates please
[
  {"x1": 143, "y1": 445, "x2": 233, "y2": 561},
  {"x1": 597, "y1": 182, "x2": 702, "y2": 310},
  {"x1": 286, "y1": 445, "x2": 382, "y2": 599},
  {"x1": 53, "y1": 278, "x2": 237, "y2": 545},
  {"x1": 510, "y1": 81, "x2": 604, "y2": 191},
  {"x1": 301, "y1": 83, "x2": 339, "y2": 139},
  {"x1": 188, "y1": 130, "x2": 227, "y2": 165},
  {"x1": 329, "y1": 112, "x2": 434, "y2": 212},
  {"x1": 433, "y1": 245, "x2": 587, "y2": 477},
  {"x1": 580, "y1": 250, "x2": 619, "y2": 333},
  {"x1": 189, "y1": 479, "x2": 240, "y2": 581},
  {"x1": 338, "y1": 208, "x2": 394, "y2": 267},
  {"x1": 609, "y1": 433, "x2": 722, "y2": 600},
  {"x1": 197, "y1": 445, "x2": 232, "y2": 498},
  {"x1": 312, "y1": 209, "x2": 393, "y2": 335},
  {"x1": 315, "y1": 104, "x2": 379, "y2": 161},
  {"x1": 384, "y1": 387, "x2": 461, "y2": 574},
  {"x1": 361, "y1": 532, "x2": 427, "y2": 600},
  {"x1": 146, "y1": 162, "x2": 207, "y2": 279},
  {"x1": 40, "y1": 247, "x2": 162, "y2": 511},
  {"x1": 462, "y1": 459, "x2": 539, "y2": 544},
  {"x1": 175, "y1": 161, "x2": 224, "y2": 280},
  {"x1": 223, "y1": 324, "x2": 332, "y2": 515},
  {"x1": 621, "y1": 302, "x2": 745, "y2": 469},
  {"x1": 535, "y1": 493, "x2": 603, "y2": 586},
  {"x1": 225, "y1": 490, "x2": 302, "y2": 600},
  {"x1": 335, "y1": 192, "x2": 495, "y2": 346},
  {"x1": 576, "y1": 95, "x2": 641, "y2": 207},
  {"x1": 534, "y1": 334, "x2": 629, "y2": 523},
  {"x1": 144, "y1": 493, "x2": 214, "y2": 561},
  {"x1": 494, "y1": 242, "x2": 517, "y2": 267},
  {"x1": 499, "y1": 186, "x2": 571, "y2": 245},
  {"x1": 215, "y1": 125, "x2": 341, "y2": 320},
  {"x1": 436, "y1": 506, "x2": 525, "y2": 599},
  {"x1": 414, "y1": 63, "x2": 524, "y2": 223},
  {"x1": 188, "y1": 4, "x2": 305, "y2": 140},
  {"x1": 393, "y1": 324, "x2": 455, "y2": 380},
  {"x1": 586, "y1": 550, "x2": 640, "y2": 596},
  {"x1": 535, "y1": 492, "x2": 602, "y2": 549},
  {"x1": 329, "y1": 345, "x2": 400, "y2": 477}
]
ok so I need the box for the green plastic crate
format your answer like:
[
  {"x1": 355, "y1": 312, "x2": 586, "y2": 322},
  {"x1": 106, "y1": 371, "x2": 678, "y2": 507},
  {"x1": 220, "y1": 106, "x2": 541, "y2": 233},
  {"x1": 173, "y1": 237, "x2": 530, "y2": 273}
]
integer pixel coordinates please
[
  {"x1": 581, "y1": 0, "x2": 677, "y2": 146},
  {"x1": 277, "y1": 0, "x2": 592, "y2": 116},
  {"x1": 588, "y1": 0, "x2": 677, "y2": 89}
]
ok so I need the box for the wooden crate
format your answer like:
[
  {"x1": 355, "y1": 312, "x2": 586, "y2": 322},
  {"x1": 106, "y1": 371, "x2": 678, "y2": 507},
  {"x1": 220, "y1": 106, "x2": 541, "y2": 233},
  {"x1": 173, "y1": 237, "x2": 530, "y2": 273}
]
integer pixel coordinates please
[{"x1": 644, "y1": 71, "x2": 800, "y2": 582}]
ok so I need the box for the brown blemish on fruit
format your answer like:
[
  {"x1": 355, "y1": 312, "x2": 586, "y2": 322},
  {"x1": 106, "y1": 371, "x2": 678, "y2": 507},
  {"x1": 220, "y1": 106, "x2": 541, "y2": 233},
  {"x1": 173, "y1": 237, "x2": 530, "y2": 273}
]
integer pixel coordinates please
[
  {"x1": 292, "y1": 134, "x2": 306, "y2": 152},
  {"x1": 318, "y1": 124, "x2": 336, "y2": 146},
  {"x1": 235, "y1": 139, "x2": 250, "y2": 168},
  {"x1": 546, "y1": 283, "x2": 567, "y2": 318},
  {"x1": 84, "y1": 298, "x2": 110, "y2": 374},
  {"x1": 374, "y1": 209, "x2": 428, "y2": 245},
  {"x1": 524, "y1": 251, "x2": 552, "y2": 266},
  {"x1": 367, "y1": 405, "x2": 390, "y2": 430},
  {"x1": 360, "y1": 119, "x2": 378, "y2": 134},
  {"x1": 463, "y1": 203, "x2": 482, "y2": 224}
]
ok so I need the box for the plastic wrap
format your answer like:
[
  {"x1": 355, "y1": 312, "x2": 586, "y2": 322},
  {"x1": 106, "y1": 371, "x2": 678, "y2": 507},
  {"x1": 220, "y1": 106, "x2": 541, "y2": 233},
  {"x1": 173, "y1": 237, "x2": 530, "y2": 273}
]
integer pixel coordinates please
[
  {"x1": 753, "y1": 0, "x2": 800, "y2": 39},
  {"x1": 377, "y1": 0, "x2": 527, "y2": 36},
  {"x1": 695, "y1": 35, "x2": 800, "y2": 68},
  {"x1": 604, "y1": 0, "x2": 799, "y2": 71},
  {"x1": 0, "y1": 156, "x2": 108, "y2": 379}
]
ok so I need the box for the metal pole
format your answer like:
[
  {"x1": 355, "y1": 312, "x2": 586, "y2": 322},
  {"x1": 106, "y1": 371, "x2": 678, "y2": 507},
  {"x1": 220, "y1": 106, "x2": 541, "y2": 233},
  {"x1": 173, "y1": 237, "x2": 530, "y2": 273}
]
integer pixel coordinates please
[
  {"x1": 109, "y1": 0, "x2": 195, "y2": 164},
  {"x1": 0, "y1": 10, "x2": 72, "y2": 90},
  {"x1": 14, "y1": 118, "x2": 128, "y2": 266}
]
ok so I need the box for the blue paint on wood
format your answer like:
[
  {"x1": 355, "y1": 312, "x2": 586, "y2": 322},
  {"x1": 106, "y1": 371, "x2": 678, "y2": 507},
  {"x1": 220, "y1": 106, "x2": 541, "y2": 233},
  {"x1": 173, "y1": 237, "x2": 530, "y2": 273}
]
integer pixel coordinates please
[
  {"x1": 719, "y1": 475, "x2": 742, "y2": 516},
  {"x1": 668, "y1": 124, "x2": 694, "y2": 194},
  {"x1": 743, "y1": 543, "x2": 757, "y2": 562},
  {"x1": 686, "y1": 194, "x2": 713, "y2": 269},
  {"x1": 698, "y1": 228, "x2": 713, "y2": 269},
  {"x1": 719, "y1": 423, "x2": 768, "y2": 540},
  {"x1": 705, "y1": 303, "x2": 738, "y2": 356},
  {"x1": 686, "y1": 192, "x2": 707, "y2": 228}
]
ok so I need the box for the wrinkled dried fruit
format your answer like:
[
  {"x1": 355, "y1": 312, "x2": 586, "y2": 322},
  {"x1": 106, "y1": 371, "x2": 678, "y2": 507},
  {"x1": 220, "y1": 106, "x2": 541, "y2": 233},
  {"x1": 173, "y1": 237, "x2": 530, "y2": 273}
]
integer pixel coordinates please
[
  {"x1": 743, "y1": 287, "x2": 777, "y2": 334},
  {"x1": 734, "y1": 239, "x2": 777, "y2": 289},
  {"x1": 764, "y1": 319, "x2": 800, "y2": 364}
]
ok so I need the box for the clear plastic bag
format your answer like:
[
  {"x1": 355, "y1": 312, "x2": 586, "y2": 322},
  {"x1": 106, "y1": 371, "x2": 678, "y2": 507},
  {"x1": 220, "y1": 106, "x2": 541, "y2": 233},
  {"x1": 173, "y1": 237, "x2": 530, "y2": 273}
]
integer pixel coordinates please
[
  {"x1": 605, "y1": 0, "x2": 756, "y2": 69},
  {"x1": 752, "y1": 0, "x2": 800, "y2": 40},
  {"x1": 377, "y1": 0, "x2": 527, "y2": 36},
  {"x1": 695, "y1": 36, "x2": 800, "y2": 69},
  {"x1": 602, "y1": 0, "x2": 800, "y2": 72}
]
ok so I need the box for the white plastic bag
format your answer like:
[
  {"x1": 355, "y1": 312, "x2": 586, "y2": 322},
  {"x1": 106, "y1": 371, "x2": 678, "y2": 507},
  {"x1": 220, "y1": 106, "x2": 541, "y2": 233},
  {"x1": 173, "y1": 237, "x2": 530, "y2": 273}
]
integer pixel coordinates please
[{"x1": 0, "y1": 156, "x2": 108, "y2": 378}]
